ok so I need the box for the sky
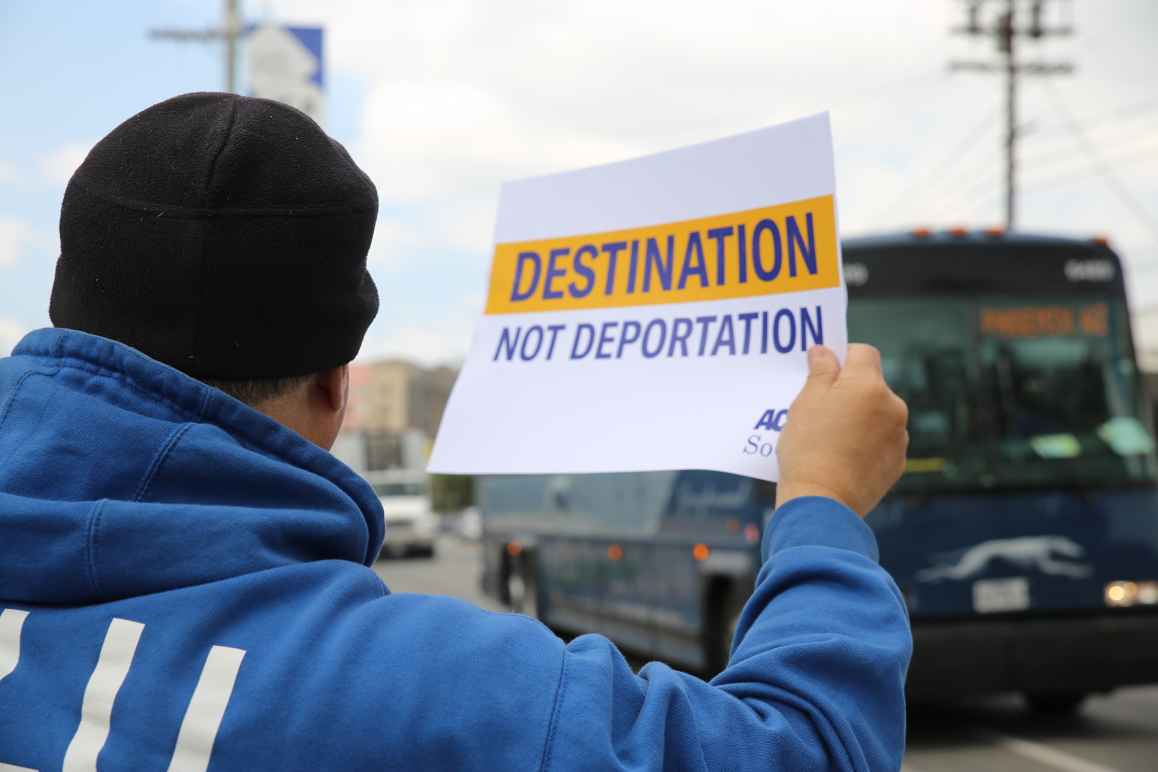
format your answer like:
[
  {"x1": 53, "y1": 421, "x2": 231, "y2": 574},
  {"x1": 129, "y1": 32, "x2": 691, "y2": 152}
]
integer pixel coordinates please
[{"x1": 1, "y1": 0, "x2": 1156, "y2": 364}]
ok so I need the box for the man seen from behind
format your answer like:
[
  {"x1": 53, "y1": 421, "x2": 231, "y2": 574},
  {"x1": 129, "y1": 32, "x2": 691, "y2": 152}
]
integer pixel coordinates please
[{"x1": 0, "y1": 93, "x2": 911, "y2": 771}]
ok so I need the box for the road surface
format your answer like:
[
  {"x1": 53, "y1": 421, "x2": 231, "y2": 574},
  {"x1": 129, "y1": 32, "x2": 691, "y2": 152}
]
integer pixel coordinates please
[{"x1": 375, "y1": 535, "x2": 1158, "y2": 771}]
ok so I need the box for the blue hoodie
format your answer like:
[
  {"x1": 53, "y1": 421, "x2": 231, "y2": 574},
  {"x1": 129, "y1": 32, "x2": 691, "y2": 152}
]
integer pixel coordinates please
[{"x1": 0, "y1": 329, "x2": 910, "y2": 771}]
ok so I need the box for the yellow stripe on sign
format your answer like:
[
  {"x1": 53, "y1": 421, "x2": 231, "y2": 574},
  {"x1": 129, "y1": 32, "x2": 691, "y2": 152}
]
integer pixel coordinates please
[{"x1": 485, "y1": 194, "x2": 839, "y2": 315}]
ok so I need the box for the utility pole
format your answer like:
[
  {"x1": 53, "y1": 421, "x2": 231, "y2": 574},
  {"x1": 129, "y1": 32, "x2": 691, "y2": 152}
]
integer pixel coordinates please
[
  {"x1": 149, "y1": 0, "x2": 243, "y2": 93},
  {"x1": 948, "y1": 0, "x2": 1074, "y2": 228},
  {"x1": 224, "y1": 0, "x2": 240, "y2": 93}
]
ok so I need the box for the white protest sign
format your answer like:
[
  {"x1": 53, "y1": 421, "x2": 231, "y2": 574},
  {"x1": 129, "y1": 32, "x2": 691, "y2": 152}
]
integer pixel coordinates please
[{"x1": 428, "y1": 113, "x2": 846, "y2": 481}]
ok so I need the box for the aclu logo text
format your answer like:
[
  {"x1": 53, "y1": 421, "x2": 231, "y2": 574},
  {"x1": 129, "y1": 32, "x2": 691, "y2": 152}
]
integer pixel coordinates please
[{"x1": 744, "y1": 409, "x2": 788, "y2": 457}]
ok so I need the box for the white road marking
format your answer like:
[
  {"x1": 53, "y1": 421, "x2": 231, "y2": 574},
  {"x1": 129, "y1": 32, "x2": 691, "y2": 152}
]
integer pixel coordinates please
[
  {"x1": 974, "y1": 729, "x2": 1122, "y2": 772},
  {"x1": 0, "y1": 764, "x2": 38, "y2": 771}
]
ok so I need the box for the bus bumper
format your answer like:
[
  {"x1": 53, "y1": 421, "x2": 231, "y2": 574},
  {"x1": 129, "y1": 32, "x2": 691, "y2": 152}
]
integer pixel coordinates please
[{"x1": 908, "y1": 612, "x2": 1158, "y2": 700}]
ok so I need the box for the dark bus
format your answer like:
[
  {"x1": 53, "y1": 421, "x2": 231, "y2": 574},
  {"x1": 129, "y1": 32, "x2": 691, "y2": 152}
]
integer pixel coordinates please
[{"x1": 477, "y1": 230, "x2": 1158, "y2": 713}]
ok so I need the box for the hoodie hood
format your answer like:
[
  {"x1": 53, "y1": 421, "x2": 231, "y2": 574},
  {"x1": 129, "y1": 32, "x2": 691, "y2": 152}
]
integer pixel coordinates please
[{"x1": 0, "y1": 328, "x2": 384, "y2": 605}]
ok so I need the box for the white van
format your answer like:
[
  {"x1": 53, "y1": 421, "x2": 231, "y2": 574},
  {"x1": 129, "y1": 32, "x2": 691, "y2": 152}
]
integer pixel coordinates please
[{"x1": 365, "y1": 470, "x2": 437, "y2": 558}]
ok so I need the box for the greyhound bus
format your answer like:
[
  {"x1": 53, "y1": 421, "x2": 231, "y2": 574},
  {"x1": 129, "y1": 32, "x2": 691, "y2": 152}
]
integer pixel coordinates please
[{"x1": 477, "y1": 229, "x2": 1158, "y2": 713}]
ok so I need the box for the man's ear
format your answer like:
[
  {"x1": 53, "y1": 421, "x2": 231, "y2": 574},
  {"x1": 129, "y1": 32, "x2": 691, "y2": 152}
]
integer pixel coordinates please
[{"x1": 316, "y1": 365, "x2": 349, "y2": 414}]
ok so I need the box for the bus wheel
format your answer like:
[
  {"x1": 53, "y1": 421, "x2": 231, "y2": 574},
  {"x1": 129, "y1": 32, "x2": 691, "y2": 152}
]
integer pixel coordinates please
[
  {"x1": 1025, "y1": 691, "x2": 1087, "y2": 716},
  {"x1": 508, "y1": 557, "x2": 539, "y2": 618},
  {"x1": 706, "y1": 582, "x2": 746, "y2": 676}
]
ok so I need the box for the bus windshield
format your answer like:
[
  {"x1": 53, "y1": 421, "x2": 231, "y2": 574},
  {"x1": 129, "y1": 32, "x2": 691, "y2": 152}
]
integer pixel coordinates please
[{"x1": 850, "y1": 296, "x2": 1158, "y2": 493}]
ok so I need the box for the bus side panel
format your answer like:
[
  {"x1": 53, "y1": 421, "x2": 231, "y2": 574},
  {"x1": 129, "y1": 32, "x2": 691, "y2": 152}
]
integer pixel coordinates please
[
  {"x1": 651, "y1": 472, "x2": 766, "y2": 672},
  {"x1": 535, "y1": 475, "x2": 669, "y2": 654}
]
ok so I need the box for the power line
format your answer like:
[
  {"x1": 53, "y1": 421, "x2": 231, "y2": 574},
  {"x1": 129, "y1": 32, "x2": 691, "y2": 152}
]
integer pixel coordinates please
[
  {"x1": 951, "y1": 84, "x2": 1158, "y2": 208},
  {"x1": 959, "y1": 135, "x2": 1158, "y2": 203},
  {"x1": 1027, "y1": 96, "x2": 1158, "y2": 140},
  {"x1": 1019, "y1": 133, "x2": 1158, "y2": 172},
  {"x1": 1039, "y1": 80, "x2": 1158, "y2": 244},
  {"x1": 1016, "y1": 109, "x2": 1158, "y2": 174},
  {"x1": 937, "y1": 82, "x2": 1060, "y2": 210},
  {"x1": 870, "y1": 102, "x2": 1001, "y2": 223},
  {"x1": 1019, "y1": 142, "x2": 1158, "y2": 192}
]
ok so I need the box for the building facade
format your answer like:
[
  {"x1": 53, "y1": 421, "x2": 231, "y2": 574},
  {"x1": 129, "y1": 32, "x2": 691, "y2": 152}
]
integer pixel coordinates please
[{"x1": 338, "y1": 359, "x2": 458, "y2": 472}]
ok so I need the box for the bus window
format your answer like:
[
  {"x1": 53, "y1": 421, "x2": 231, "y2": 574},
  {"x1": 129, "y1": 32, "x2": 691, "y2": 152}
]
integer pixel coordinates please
[
  {"x1": 978, "y1": 314, "x2": 1155, "y2": 486},
  {"x1": 558, "y1": 473, "x2": 670, "y2": 535},
  {"x1": 371, "y1": 481, "x2": 428, "y2": 498},
  {"x1": 850, "y1": 296, "x2": 1158, "y2": 493},
  {"x1": 851, "y1": 298, "x2": 984, "y2": 491}
]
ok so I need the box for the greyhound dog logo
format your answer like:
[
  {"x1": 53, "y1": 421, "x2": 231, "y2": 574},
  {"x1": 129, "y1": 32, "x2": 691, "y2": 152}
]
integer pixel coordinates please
[{"x1": 917, "y1": 536, "x2": 1093, "y2": 582}]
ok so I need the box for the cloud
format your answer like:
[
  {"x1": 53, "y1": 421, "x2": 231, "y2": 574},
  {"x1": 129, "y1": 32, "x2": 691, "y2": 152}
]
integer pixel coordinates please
[
  {"x1": 281, "y1": 2, "x2": 962, "y2": 207},
  {"x1": 364, "y1": 322, "x2": 471, "y2": 367},
  {"x1": 0, "y1": 319, "x2": 28, "y2": 357},
  {"x1": 366, "y1": 195, "x2": 499, "y2": 279},
  {"x1": 266, "y1": 0, "x2": 1157, "y2": 363},
  {"x1": 0, "y1": 160, "x2": 17, "y2": 184},
  {"x1": 354, "y1": 79, "x2": 643, "y2": 205},
  {"x1": 366, "y1": 217, "x2": 422, "y2": 272},
  {"x1": 38, "y1": 140, "x2": 94, "y2": 185},
  {"x1": 0, "y1": 219, "x2": 36, "y2": 267}
]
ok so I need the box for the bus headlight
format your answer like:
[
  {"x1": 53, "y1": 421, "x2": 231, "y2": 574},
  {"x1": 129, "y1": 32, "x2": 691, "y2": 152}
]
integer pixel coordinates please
[{"x1": 1105, "y1": 580, "x2": 1158, "y2": 607}]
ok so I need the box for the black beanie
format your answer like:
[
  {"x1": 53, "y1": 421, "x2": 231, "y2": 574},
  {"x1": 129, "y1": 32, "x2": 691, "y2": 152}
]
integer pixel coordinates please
[{"x1": 50, "y1": 92, "x2": 379, "y2": 379}]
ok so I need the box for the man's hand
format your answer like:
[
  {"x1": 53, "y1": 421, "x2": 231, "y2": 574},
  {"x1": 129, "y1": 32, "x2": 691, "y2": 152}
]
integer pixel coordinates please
[{"x1": 775, "y1": 344, "x2": 909, "y2": 517}]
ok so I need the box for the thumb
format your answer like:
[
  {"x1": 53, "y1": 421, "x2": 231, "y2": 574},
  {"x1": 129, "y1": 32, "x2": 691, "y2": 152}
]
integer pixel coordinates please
[{"x1": 803, "y1": 345, "x2": 840, "y2": 391}]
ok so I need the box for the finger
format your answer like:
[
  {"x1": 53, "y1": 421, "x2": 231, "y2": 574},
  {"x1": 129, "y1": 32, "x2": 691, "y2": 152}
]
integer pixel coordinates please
[
  {"x1": 802, "y1": 345, "x2": 840, "y2": 392},
  {"x1": 843, "y1": 344, "x2": 884, "y2": 384},
  {"x1": 847, "y1": 342, "x2": 880, "y2": 372},
  {"x1": 891, "y1": 393, "x2": 909, "y2": 425}
]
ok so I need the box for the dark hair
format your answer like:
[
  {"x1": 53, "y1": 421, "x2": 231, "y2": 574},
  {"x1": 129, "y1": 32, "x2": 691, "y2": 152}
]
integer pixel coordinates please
[{"x1": 201, "y1": 374, "x2": 314, "y2": 407}]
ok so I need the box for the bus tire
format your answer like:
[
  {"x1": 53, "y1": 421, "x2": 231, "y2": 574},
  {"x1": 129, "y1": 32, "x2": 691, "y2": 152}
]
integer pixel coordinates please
[
  {"x1": 508, "y1": 554, "x2": 540, "y2": 619},
  {"x1": 1025, "y1": 691, "x2": 1087, "y2": 716},
  {"x1": 498, "y1": 548, "x2": 514, "y2": 607},
  {"x1": 705, "y1": 580, "x2": 746, "y2": 676}
]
